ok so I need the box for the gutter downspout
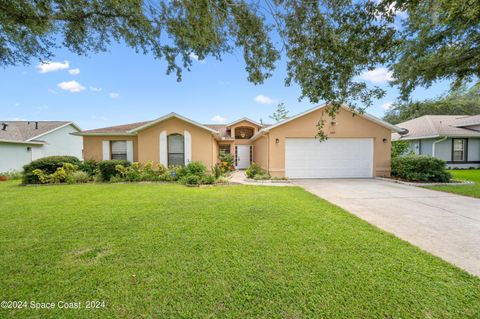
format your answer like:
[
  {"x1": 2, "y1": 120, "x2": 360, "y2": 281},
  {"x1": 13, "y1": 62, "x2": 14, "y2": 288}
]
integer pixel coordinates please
[{"x1": 432, "y1": 136, "x2": 447, "y2": 157}]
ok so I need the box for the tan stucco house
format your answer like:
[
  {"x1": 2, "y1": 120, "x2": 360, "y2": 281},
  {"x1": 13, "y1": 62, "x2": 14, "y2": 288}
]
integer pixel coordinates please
[{"x1": 75, "y1": 104, "x2": 403, "y2": 178}]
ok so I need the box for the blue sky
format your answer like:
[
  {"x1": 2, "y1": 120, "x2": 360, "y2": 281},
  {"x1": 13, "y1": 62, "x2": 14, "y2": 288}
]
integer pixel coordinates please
[{"x1": 0, "y1": 42, "x2": 452, "y2": 129}]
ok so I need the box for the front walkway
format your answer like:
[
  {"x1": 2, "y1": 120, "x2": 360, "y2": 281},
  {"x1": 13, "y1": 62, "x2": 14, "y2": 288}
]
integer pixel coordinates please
[{"x1": 293, "y1": 178, "x2": 480, "y2": 277}]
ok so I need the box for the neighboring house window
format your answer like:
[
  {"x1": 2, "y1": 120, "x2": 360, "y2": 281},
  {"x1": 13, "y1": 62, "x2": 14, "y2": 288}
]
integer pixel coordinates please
[
  {"x1": 219, "y1": 144, "x2": 230, "y2": 155},
  {"x1": 111, "y1": 141, "x2": 127, "y2": 160},
  {"x1": 168, "y1": 134, "x2": 184, "y2": 166},
  {"x1": 234, "y1": 127, "x2": 254, "y2": 139},
  {"x1": 452, "y1": 139, "x2": 467, "y2": 162}
]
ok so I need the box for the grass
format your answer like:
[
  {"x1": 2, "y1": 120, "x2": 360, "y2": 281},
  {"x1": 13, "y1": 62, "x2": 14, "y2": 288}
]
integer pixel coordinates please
[
  {"x1": 0, "y1": 181, "x2": 479, "y2": 318},
  {"x1": 426, "y1": 169, "x2": 480, "y2": 198}
]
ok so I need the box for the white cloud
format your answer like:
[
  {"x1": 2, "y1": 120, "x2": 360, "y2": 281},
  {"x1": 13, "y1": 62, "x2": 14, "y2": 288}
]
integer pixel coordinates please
[
  {"x1": 359, "y1": 67, "x2": 394, "y2": 84},
  {"x1": 254, "y1": 94, "x2": 276, "y2": 105},
  {"x1": 211, "y1": 115, "x2": 227, "y2": 123},
  {"x1": 189, "y1": 52, "x2": 205, "y2": 64},
  {"x1": 68, "y1": 68, "x2": 80, "y2": 75},
  {"x1": 380, "y1": 101, "x2": 394, "y2": 110},
  {"x1": 57, "y1": 80, "x2": 86, "y2": 93},
  {"x1": 37, "y1": 61, "x2": 70, "y2": 73},
  {"x1": 109, "y1": 92, "x2": 120, "y2": 99},
  {"x1": 90, "y1": 86, "x2": 102, "y2": 92}
]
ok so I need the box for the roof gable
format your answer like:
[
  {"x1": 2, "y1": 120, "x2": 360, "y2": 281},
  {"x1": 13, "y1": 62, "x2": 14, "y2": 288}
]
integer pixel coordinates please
[
  {"x1": 227, "y1": 117, "x2": 262, "y2": 128},
  {"x1": 128, "y1": 113, "x2": 218, "y2": 134},
  {"x1": 252, "y1": 104, "x2": 403, "y2": 140}
]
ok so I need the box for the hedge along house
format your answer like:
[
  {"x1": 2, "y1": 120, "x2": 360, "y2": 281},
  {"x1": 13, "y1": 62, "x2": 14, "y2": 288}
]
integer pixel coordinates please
[{"x1": 76, "y1": 105, "x2": 403, "y2": 178}]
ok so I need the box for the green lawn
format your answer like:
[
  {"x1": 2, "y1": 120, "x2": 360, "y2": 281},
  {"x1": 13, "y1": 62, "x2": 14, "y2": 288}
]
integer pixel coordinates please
[
  {"x1": 1, "y1": 181, "x2": 479, "y2": 318},
  {"x1": 426, "y1": 169, "x2": 480, "y2": 198}
]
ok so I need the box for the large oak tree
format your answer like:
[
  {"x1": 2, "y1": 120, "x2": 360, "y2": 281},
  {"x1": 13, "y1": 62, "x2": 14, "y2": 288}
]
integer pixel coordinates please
[{"x1": 1, "y1": 0, "x2": 478, "y2": 113}]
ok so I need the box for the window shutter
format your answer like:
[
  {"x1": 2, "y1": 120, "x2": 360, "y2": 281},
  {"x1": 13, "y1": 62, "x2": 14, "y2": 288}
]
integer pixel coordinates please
[
  {"x1": 102, "y1": 141, "x2": 110, "y2": 160},
  {"x1": 184, "y1": 130, "x2": 192, "y2": 164},
  {"x1": 126, "y1": 141, "x2": 134, "y2": 162},
  {"x1": 159, "y1": 130, "x2": 168, "y2": 166}
]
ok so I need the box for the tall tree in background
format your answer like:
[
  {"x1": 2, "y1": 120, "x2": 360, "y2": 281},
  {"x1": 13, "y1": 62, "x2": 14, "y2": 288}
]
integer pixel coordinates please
[
  {"x1": 269, "y1": 102, "x2": 289, "y2": 122},
  {"x1": 383, "y1": 85, "x2": 480, "y2": 125},
  {"x1": 1, "y1": 0, "x2": 479, "y2": 116}
]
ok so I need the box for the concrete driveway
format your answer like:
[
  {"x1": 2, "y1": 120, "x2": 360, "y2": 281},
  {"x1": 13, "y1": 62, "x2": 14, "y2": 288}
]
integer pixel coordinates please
[{"x1": 293, "y1": 179, "x2": 480, "y2": 276}]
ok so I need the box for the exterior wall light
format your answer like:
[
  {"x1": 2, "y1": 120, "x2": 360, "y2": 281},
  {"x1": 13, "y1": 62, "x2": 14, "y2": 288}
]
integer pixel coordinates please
[
  {"x1": 383, "y1": 138, "x2": 387, "y2": 143},
  {"x1": 275, "y1": 138, "x2": 280, "y2": 144}
]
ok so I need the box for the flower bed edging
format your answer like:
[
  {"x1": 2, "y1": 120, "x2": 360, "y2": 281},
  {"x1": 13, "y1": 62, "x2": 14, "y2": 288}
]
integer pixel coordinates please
[
  {"x1": 244, "y1": 178, "x2": 291, "y2": 184},
  {"x1": 376, "y1": 177, "x2": 474, "y2": 187}
]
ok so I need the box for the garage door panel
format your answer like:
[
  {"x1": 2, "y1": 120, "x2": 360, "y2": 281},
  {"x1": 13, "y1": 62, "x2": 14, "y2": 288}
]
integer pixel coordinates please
[{"x1": 285, "y1": 138, "x2": 373, "y2": 178}]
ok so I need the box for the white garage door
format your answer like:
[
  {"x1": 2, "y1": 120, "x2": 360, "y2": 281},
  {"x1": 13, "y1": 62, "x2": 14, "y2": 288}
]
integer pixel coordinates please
[{"x1": 285, "y1": 138, "x2": 374, "y2": 178}]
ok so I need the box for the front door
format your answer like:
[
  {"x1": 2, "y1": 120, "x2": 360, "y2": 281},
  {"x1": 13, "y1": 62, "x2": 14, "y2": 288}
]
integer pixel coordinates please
[{"x1": 236, "y1": 145, "x2": 251, "y2": 169}]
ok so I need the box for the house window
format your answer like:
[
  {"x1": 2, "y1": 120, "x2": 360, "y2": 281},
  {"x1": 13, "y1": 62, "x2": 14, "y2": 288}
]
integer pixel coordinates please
[
  {"x1": 452, "y1": 139, "x2": 467, "y2": 162},
  {"x1": 234, "y1": 127, "x2": 254, "y2": 139},
  {"x1": 168, "y1": 134, "x2": 184, "y2": 166},
  {"x1": 219, "y1": 144, "x2": 230, "y2": 155},
  {"x1": 111, "y1": 141, "x2": 127, "y2": 160}
]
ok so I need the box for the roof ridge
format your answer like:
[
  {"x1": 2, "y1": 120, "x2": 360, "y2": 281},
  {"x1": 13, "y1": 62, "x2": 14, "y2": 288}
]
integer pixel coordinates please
[{"x1": 424, "y1": 115, "x2": 439, "y2": 135}]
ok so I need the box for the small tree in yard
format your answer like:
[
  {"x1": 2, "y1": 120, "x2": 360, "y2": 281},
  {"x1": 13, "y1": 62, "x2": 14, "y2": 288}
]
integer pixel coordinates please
[
  {"x1": 270, "y1": 103, "x2": 289, "y2": 122},
  {"x1": 391, "y1": 140, "x2": 413, "y2": 159}
]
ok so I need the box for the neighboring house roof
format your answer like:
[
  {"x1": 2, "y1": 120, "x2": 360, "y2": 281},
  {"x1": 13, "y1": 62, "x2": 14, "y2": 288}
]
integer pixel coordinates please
[
  {"x1": 0, "y1": 121, "x2": 80, "y2": 144},
  {"x1": 453, "y1": 114, "x2": 480, "y2": 127},
  {"x1": 392, "y1": 115, "x2": 480, "y2": 141},
  {"x1": 251, "y1": 104, "x2": 404, "y2": 141}
]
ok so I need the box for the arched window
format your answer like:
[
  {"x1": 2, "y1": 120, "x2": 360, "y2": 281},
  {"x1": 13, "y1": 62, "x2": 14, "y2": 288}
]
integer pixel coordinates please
[
  {"x1": 234, "y1": 127, "x2": 254, "y2": 139},
  {"x1": 168, "y1": 134, "x2": 184, "y2": 166}
]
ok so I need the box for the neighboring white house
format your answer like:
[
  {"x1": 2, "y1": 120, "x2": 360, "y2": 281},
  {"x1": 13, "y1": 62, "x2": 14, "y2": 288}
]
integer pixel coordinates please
[
  {"x1": 393, "y1": 115, "x2": 480, "y2": 168},
  {"x1": 0, "y1": 121, "x2": 82, "y2": 172}
]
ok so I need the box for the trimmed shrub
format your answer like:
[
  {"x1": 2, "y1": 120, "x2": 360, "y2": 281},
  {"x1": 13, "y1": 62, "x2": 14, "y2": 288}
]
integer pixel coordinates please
[
  {"x1": 23, "y1": 156, "x2": 81, "y2": 184},
  {"x1": 246, "y1": 162, "x2": 267, "y2": 179},
  {"x1": 253, "y1": 173, "x2": 271, "y2": 180},
  {"x1": 69, "y1": 171, "x2": 91, "y2": 183},
  {"x1": 180, "y1": 174, "x2": 201, "y2": 186},
  {"x1": 78, "y1": 159, "x2": 98, "y2": 176},
  {"x1": 202, "y1": 174, "x2": 216, "y2": 185},
  {"x1": 391, "y1": 155, "x2": 451, "y2": 182},
  {"x1": 183, "y1": 161, "x2": 207, "y2": 176},
  {"x1": 32, "y1": 162, "x2": 78, "y2": 184},
  {"x1": 98, "y1": 160, "x2": 130, "y2": 182}
]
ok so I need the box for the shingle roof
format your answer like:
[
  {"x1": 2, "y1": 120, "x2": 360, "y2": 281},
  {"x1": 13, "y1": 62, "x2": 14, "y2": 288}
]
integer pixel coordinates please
[
  {"x1": 78, "y1": 116, "x2": 269, "y2": 139},
  {"x1": 0, "y1": 121, "x2": 73, "y2": 143},
  {"x1": 454, "y1": 115, "x2": 480, "y2": 127},
  {"x1": 80, "y1": 121, "x2": 152, "y2": 134},
  {"x1": 204, "y1": 124, "x2": 232, "y2": 140},
  {"x1": 392, "y1": 115, "x2": 480, "y2": 140}
]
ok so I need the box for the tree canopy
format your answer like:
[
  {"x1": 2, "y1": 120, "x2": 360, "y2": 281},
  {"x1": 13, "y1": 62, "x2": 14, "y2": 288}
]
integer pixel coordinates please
[
  {"x1": 1, "y1": 0, "x2": 479, "y2": 111},
  {"x1": 383, "y1": 85, "x2": 480, "y2": 125}
]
